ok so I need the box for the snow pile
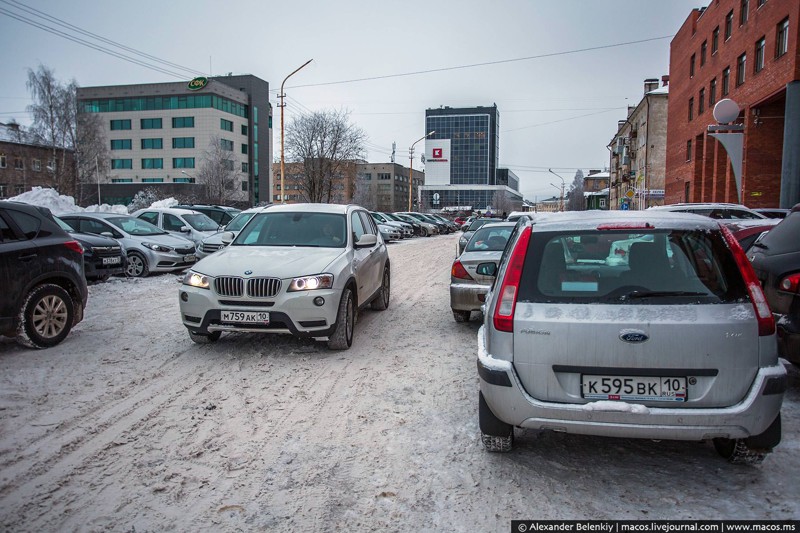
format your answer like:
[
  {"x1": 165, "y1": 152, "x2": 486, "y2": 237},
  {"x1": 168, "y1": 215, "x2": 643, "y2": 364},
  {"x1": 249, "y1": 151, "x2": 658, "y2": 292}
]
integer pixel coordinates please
[
  {"x1": 7, "y1": 186, "x2": 170, "y2": 215},
  {"x1": 581, "y1": 401, "x2": 650, "y2": 414}
]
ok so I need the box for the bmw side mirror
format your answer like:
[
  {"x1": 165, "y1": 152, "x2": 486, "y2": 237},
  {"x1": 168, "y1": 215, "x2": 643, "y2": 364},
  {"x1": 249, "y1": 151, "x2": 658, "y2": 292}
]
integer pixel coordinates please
[
  {"x1": 220, "y1": 231, "x2": 236, "y2": 245},
  {"x1": 355, "y1": 234, "x2": 378, "y2": 248},
  {"x1": 476, "y1": 262, "x2": 497, "y2": 277}
]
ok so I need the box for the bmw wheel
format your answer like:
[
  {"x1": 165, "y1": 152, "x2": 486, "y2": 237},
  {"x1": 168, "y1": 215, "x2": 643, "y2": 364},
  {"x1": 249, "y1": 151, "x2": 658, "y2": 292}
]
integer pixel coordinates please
[{"x1": 328, "y1": 288, "x2": 354, "y2": 350}]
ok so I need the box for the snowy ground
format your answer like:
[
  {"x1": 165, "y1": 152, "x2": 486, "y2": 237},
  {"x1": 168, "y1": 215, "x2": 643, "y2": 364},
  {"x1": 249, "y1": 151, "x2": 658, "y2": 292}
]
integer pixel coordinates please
[{"x1": 0, "y1": 233, "x2": 798, "y2": 532}]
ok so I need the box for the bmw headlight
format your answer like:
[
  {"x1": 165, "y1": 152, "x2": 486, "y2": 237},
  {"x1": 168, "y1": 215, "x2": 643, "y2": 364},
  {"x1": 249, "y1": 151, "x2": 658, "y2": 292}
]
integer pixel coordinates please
[
  {"x1": 142, "y1": 242, "x2": 174, "y2": 252},
  {"x1": 288, "y1": 273, "x2": 333, "y2": 292},
  {"x1": 182, "y1": 270, "x2": 211, "y2": 289}
]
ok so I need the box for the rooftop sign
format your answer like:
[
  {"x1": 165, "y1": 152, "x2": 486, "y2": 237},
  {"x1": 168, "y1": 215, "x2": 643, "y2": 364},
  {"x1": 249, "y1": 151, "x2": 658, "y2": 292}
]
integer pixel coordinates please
[{"x1": 187, "y1": 77, "x2": 208, "y2": 91}]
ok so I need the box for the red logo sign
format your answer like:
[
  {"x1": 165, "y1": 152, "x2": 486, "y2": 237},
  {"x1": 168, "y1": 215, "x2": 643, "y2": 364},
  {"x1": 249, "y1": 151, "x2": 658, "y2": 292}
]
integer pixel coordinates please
[{"x1": 433, "y1": 148, "x2": 443, "y2": 158}]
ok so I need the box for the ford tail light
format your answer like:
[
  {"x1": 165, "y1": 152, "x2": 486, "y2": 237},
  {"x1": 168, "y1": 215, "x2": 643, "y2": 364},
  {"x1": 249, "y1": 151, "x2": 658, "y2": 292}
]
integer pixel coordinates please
[{"x1": 493, "y1": 226, "x2": 531, "y2": 332}]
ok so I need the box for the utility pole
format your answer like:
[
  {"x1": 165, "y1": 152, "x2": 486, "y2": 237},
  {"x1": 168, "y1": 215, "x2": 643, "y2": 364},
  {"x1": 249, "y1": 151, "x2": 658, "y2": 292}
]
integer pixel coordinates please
[
  {"x1": 548, "y1": 168, "x2": 566, "y2": 212},
  {"x1": 95, "y1": 156, "x2": 101, "y2": 205},
  {"x1": 279, "y1": 59, "x2": 313, "y2": 204},
  {"x1": 408, "y1": 131, "x2": 435, "y2": 212}
]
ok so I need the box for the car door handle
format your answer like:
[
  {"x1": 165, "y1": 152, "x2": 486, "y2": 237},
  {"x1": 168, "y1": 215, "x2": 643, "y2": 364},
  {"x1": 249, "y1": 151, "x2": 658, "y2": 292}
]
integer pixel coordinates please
[{"x1": 19, "y1": 253, "x2": 37, "y2": 261}]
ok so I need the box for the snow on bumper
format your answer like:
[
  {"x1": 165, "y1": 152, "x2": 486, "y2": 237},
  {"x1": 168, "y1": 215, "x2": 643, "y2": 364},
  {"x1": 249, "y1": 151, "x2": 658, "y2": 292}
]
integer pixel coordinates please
[{"x1": 477, "y1": 327, "x2": 786, "y2": 441}]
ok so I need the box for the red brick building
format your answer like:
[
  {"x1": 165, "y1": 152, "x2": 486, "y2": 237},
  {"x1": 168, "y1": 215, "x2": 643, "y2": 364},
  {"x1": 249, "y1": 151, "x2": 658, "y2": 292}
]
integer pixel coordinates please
[{"x1": 666, "y1": 0, "x2": 800, "y2": 207}]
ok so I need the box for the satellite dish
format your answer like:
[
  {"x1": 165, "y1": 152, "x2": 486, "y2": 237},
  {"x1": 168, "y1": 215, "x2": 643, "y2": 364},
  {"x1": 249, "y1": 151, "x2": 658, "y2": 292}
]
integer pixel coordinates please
[{"x1": 713, "y1": 99, "x2": 740, "y2": 124}]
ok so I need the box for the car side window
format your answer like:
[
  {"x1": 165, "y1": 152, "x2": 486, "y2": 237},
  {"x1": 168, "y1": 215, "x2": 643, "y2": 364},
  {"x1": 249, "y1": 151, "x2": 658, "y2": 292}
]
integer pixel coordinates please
[
  {"x1": 163, "y1": 214, "x2": 184, "y2": 231},
  {"x1": 358, "y1": 211, "x2": 377, "y2": 236},
  {"x1": 0, "y1": 212, "x2": 22, "y2": 242},
  {"x1": 351, "y1": 211, "x2": 366, "y2": 242},
  {"x1": 138, "y1": 211, "x2": 159, "y2": 226},
  {"x1": 6, "y1": 209, "x2": 40, "y2": 239}
]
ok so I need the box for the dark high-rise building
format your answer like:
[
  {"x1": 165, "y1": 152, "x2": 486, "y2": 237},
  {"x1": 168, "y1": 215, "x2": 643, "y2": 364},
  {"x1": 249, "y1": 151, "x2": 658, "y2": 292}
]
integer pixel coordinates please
[{"x1": 421, "y1": 104, "x2": 521, "y2": 213}]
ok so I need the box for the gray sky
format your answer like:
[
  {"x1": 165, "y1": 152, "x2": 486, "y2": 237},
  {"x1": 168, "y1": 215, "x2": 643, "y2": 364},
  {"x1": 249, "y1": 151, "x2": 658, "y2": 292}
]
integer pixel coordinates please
[{"x1": 0, "y1": 0, "x2": 701, "y2": 201}]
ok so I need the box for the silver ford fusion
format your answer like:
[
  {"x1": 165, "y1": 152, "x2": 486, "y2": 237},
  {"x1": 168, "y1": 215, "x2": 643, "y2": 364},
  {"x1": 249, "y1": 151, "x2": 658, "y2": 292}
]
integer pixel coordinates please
[
  {"x1": 477, "y1": 211, "x2": 786, "y2": 463},
  {"x1": 179, "y1": 203, "x2": 391, "y2": 350}
]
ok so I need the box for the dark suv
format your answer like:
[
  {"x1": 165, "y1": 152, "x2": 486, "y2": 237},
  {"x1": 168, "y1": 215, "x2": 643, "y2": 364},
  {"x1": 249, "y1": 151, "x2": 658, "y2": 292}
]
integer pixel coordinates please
[
  {"x1": 749, "y1": 203, "x2": 800, "y2": 366},
  {"x1": 0, "y1": 201, "x2": 88, "y2": 348}
]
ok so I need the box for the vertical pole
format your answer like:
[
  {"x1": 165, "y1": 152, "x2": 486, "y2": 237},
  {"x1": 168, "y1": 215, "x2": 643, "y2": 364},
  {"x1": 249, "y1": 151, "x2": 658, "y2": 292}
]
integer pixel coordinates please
[
  {"x1": 408, "y1": 148, "x2": 414, "y2": 212},
  {"x1": 96, "y1": 156, "x2": 101, "y2": 205},
  {"x1": 280, "y1": 91, "x2": 285, "y2": 204},
  {"x1": 780, "y1": 81, "x2": 800, "y2": 208}
]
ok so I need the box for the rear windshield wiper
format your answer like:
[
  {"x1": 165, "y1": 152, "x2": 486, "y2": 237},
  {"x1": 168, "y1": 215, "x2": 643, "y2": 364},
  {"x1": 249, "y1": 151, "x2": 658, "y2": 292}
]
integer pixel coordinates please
[
  {"x1": 751, "y1": 241, "x2": 769, "y2": 250},
  {"x1": 623, "y1": 290, "x2": 708, "y2": 299}
]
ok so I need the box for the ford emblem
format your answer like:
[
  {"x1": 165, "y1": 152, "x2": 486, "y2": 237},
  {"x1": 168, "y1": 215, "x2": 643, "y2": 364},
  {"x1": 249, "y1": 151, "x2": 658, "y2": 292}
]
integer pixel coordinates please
[
  {"x1": 244, "y1": 270, "x2": 253, "y2": 275},
  {"x1": 619, "y1": 330, "x2": 649, "y2": 343}
]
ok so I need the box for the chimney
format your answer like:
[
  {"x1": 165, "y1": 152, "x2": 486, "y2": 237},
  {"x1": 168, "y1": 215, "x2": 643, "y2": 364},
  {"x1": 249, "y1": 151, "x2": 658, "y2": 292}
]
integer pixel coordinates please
[
  {"x1": 644, "y1": 78, "x2": 659, "y2": 94},
  {"x1": 661, "y1": 75, "x2": 670, "y2": 87}
]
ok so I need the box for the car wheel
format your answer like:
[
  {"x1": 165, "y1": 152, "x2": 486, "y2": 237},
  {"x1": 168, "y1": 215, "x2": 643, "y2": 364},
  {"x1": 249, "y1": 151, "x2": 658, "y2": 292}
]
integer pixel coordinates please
[
  {"x1": 421, "y1": 227, "x2": 429, "y2": 237},
  {"x1": 16, "y1": 284, "x2": 75, "y2": 349},
  {"x1": 371, "y1": 266, "x2": 390, "y2": 310},
  {"x1": 479, "y1": 391, "x2": 514, "y2": 452},
  {"x1": 453, "y1": 309, "x2": 471, "y2": 322},
  {"x1": 328, "y1": 288, "x2": 354, "y2": 350},
  {"x1": 713, "y1": 413, "x2": 780, "y2": 465},
  {"x1": 189, "y1": 330, "x2": 221, "y2": 344},
  {"x1": 126, "y1": 251, "x2": 149, "y2": 278}
]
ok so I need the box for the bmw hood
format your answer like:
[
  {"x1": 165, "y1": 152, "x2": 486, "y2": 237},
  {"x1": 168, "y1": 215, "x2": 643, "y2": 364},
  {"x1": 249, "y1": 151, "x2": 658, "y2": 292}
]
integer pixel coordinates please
[{"x1": 192, "y1": 245, "x2": 346, "y2": 278}]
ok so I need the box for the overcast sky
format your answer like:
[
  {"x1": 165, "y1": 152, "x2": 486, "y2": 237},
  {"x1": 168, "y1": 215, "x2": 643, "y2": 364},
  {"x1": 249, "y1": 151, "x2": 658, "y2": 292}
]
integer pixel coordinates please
[{"x1": 0, "y1": 0, "x2": 702, "y2": 201}]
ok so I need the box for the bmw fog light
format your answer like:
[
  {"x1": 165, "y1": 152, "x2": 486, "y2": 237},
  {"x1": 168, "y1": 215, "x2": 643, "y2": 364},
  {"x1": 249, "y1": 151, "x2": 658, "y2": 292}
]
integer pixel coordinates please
[{"x1": 313, "y1": 296, "x2": 325, "y2": 306}]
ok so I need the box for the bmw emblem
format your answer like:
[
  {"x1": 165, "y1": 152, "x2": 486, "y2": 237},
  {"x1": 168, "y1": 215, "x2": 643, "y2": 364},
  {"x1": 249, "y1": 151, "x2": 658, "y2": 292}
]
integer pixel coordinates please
[
  {"x1": 244, "y1": 270, "x2": 253, "y2": 276},
  {"x1": 619, "y1": 330, "x2": 649, "y2": 343}
]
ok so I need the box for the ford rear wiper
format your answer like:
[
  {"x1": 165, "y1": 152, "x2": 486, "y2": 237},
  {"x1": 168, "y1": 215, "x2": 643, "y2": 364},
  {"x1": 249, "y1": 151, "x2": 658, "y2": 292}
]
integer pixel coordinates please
[{"x1": 624, "y1": 290, "x2": 708, "y2": 299}]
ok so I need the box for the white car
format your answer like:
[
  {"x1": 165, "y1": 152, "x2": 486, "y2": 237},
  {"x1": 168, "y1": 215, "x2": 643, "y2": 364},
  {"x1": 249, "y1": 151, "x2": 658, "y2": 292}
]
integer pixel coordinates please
[
  {"x1": 179, "y1": 203, "x2": 391, "y2": 349},
  {"x1": 133, "y1": 207, "x2": 220, "y2": 249}
]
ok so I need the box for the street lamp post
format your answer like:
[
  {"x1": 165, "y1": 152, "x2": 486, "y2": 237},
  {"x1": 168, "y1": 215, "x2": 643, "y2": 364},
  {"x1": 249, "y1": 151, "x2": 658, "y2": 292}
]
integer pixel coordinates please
[
  {"x1": 180, "y1": 170, "x2": 196, "y2": 182},
  {"x1": 548, "y1": 168, "x2": 566, "y2": 212},
  {"x1": 408, "y1": 131, "x2": 435, "y2": 212},
  {"x1": 279, "y1": 59, "x2": 313, "y2": 204}
]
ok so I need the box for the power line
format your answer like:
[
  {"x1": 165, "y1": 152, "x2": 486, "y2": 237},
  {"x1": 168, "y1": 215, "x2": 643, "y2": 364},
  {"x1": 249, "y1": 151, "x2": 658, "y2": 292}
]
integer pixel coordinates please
[
  {"x1": 3, "y1": 0, "x2": 206, "y2": 78},
  {"x1": 287, "y1": 35, "x2": 674, "y2": 89},
  {"x1": 502, "y1": 108, "x2": 623, "y2": 133},
  {"x1": 0, "y1": 6, "x2": 191, "y2": 79}
]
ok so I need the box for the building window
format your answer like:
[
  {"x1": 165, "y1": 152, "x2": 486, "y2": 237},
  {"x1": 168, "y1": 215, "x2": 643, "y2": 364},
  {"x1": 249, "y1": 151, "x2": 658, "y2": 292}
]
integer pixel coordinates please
[
  {"x1": 755, "y1": 37, "x2": 766, "y2": 73},
  {"x1": 220, "y1": 118, "x2": 233, "y2": 132},
  {"x1": 776, "y1": 18, "x2": 789, "y2": 58},
  {"x1": 141, "y1": 158, "x2": 163, "y2": 169},
  {"x1": 736, "y1": 53, "x2": 747, "y2": 86},
  {"x1": 140, "y1": 118, "x2": 162, "y2": 129},
  {"x1": 701, "y1": 41, "x2": 707, "y2": 66},
  {"x1": 172, "y1": 157, "x2": 195, "y2": 169},
  {"x1": 141, "y1": 138, "x2": 163, "y2": 149},
  {"x1": 712, "y1": 27, "x2": 720, "y2": 54},
  {"x1": 111, "y1": 178, "x2": 133, "y2": 183},
  {"x1": 687, "y1": 140, "x2": 692, "y2": 162},
  {"x1": 241, "y1": 143, "x2": 248, "y2": 154},
  {"x1": 688, "y1": 97, "x2": 694, "y2": 121},
  {"x1": 220, "y1": 139, "x2": 233, "y2": 151},
  {"x1": 14, "y1": 158, "x2": 23, "y2": 170},
  {"x1": 172, "y1": 137, "x2": 194, "y2": 149},
  {"x1": 241, "y1": 181, "x2": 248, "y2": 192},
  {"x1": 699, "y1": 89, "x2": 706, "y2": 114},
  {"x1": 173, "y1": 177, "x2": 195, "y2": 183},
  {"x1": 722, "y1": 67, "x2": 731, "y2": 96},
  {"x1": 110, "y1": 119, "x2": 131, "y2": 130},
  {"x1": 142, "y1": 178, "x2": 164, "y2": 183},
  {"x1": 725, "y1": 10, "x2": 734, "y2": 40},
  {"x1": 0, "y1": 184, "x2": 6, "y2": 197},
  {"x1": 690, "y1": 54, "x2": 696, "y2": 77},
  {"x1": 48, "y1": 159, "x2": 56, "y2": 172},
  {"x1": 241, "y1": 124, "x2": 248, "y2": 136},
  {"x1": 740, "y1": 0, "x2": 749, "y2": 25},
  {"x1": 242, "y1": 162, "x2": 249, "y2": 173},
  {"x1": 172, "y1": 116, "x2": 194, "y2": 128},
  {"x1": 710, "y1": 78, "x2": 717, "y2": 106},
  {"x1": 223, "y1": 160, "x2": 234, "y2": 171},
  {"x1": 111, "y1": 159, "x2": 132, "y2": 169},
  {"x1": 0, "y1": 155, "x2": 5, "y2": 168},
  {"x1": 32, "y1": 159, "x2": 41, "y2": 172},
  {"x1": 110, "y1": 139, "x2": 132, "y2": 150}
]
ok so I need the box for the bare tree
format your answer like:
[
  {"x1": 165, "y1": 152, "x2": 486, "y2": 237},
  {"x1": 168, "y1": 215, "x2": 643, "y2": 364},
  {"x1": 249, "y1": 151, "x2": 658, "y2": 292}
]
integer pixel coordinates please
[
  {"x1": 490, "y1": 191, "x2": 515, "y2": 217},
  {"x1": 197, "y1": 136, "x2": 241, "y2": 205},
  {"x1": 26, "y1": 65, "x2": 74, "y2": 193},
  {"x1": 566, "y1": 169, "x2": 586, "y2": 211},
  {"x1": 352, "y1": 173, "x2": 377, "y2": 210},
  {"x1": 284, "y1": 110, "x2": 366, "y2": 203}
]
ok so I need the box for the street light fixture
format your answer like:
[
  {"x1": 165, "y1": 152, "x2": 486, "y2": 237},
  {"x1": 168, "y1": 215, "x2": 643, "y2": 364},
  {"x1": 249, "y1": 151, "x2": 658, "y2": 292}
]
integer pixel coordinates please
[
  {"x1": 279, "y1": 59, "x2": 313, "y2": 204},
  {"x1": 548, "y1": 168, "x2": 566, "y2": 212},
  {"x1": 408, "y1": 131, "x2": 435, "y2": 212},
  {"x1": 181, "y1": 170, "x2": 196, "y2": 183}
]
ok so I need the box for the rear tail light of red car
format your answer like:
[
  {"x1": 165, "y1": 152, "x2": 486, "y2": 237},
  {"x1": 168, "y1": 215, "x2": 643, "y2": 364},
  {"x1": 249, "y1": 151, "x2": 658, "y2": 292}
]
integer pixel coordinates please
[
  {"x1": 779, "y1": 273, "x2": 800, "y2": 293},
  {"x1": 493, "y1": 226, "x2": 531, "y2": 333},
  {"x1": 64, "y1": 240, "x2": 84, "y2": 254},
  {"x1": 720, "y1": 224, "x2": 775, "y2": 336},
  {"x1": 451, "y1": 260, "x2": 473, "y2": 280}
]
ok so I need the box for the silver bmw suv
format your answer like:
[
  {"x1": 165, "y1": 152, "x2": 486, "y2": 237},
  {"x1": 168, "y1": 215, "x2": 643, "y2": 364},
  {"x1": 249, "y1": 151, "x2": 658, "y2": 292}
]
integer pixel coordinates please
[
  {"x1": 477, "y1": 211, "x2": 786, "y2": 463},
  {"x1": 179, "y1": 203, "x2": 390, "y2": 350}
]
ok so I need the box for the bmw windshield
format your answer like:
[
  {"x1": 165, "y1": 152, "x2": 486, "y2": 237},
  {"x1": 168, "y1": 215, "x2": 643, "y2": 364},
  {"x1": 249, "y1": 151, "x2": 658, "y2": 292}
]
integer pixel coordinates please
[{"x1": 234, "y1": 212, "x2": 347, "y2": 248}]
